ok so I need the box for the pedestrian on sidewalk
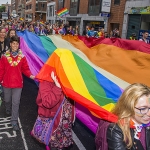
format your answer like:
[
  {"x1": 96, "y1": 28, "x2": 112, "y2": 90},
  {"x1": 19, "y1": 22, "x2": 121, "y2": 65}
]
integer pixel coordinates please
[{"x1": 0, "y1": 35, "x2": 35, "y2": 131}]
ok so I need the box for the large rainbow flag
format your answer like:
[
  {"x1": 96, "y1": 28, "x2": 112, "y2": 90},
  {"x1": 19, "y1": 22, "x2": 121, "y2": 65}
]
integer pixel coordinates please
[{"x1": 18, "y1": 31, "x2": 150, "y2": 133}]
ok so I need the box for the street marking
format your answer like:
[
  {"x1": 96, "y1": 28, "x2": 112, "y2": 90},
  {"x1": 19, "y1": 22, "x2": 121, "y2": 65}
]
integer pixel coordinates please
[
  {"x1": 0, "y1": 117, "x2": 28, "y2": 150},
  {"x1": 18, "y1": 118, "x2": 28, "y2": 150},
  {"x1": 0, "y1": 118, "x2": 86, "y2": 150},
  {"x1": 0, "y1": 122, "x2": 12, "y2": 130},
  {"x1": 0, "y1": 117, "x2": 17, "y2": 139},
  {"x1": 0, "y1": 131, "x2": 17, "y2": 139},
  {"x1": 0, "y1": 117, "x2": 11, "y2": 122},
  {"x1": 72, "y1": 130, "x2": 86, "y2": 150}
]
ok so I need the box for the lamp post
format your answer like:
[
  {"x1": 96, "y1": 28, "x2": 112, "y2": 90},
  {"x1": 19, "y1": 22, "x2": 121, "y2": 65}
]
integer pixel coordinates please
[{"x1": 6, "y1": 1, "x2": 9, "y2": 19}]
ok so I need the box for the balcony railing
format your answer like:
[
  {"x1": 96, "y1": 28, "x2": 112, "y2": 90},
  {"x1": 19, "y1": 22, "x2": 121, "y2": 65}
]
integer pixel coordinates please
[
  {"x1": 25, "y1": 9, "x2": 32, "y2": 12},
  {"x1": 35, "y1": 9, "x2": 46, "y2": 13}
]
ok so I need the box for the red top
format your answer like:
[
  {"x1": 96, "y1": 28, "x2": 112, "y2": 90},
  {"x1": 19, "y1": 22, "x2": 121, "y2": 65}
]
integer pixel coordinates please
[
  {"x1": 0, "y1": 53, "x2": 32, "y2": 88},
  {"x1": 53, "y1": 28, "x2": 59, "y2": 34},
  {"x1": 36, "y1": 81, "x2": 75, "y2": 132}
]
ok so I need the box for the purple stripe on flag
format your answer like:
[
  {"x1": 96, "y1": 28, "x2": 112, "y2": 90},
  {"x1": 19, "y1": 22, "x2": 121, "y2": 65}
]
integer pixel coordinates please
[{"x1": 20, "y1": 37, "x2": 44, "y2": 76}]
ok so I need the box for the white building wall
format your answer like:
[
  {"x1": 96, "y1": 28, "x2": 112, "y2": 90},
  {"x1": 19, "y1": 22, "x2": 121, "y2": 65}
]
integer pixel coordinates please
[
  {"x1": 47, "y1": 2, "x2": 56, "y2": 24},
  {"x1": 122, "y1": 0, "x2": 150, "y2": 38}
]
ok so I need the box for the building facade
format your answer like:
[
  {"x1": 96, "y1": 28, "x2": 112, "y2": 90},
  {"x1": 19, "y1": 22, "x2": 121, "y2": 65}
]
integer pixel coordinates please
[
  {"x1": 122, "y1": 0, "x2": 150, "y2": 39},
  {"x1": 107, "y1": 0, "x2": 126, "y2": 37},
  {"x1": 10, "y1": 0, "x2": 47, "y2": 21},
  {"x1": 17, "y1": 0, "x2": 25, "y2": 18},
  {"x1": 24, "y1": 0, "x2": 47, "y2": 21},
  {"x1": 47, "y1": 0, "x2": 111, "y2": 35},
  {"x1": 35, "y1": 0, "x2": 47, "y2": 22},
  {"x1": 11, "y1": 0, "x2": 18, "y2": 15},
  {"x1": 25, "y1": 0, "x2": 36, "y2": 21}
]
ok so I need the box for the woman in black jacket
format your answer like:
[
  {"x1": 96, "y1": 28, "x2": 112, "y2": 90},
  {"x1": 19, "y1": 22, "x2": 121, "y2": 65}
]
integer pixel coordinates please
[
  {"x1": 0, "y1": 27, "x2": 10, "y2": 58},
  {"x1": 107, "y1": 83, "x2": 150, "y2": 150}
]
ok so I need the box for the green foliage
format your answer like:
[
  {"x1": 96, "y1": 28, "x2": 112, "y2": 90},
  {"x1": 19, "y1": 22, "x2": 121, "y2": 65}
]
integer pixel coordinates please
[{"x1": 0, "y1": 6, "x2": 6, "y2": 12}]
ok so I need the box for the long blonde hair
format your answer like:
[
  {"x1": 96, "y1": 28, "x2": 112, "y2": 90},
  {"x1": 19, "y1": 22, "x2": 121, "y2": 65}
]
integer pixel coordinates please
[{"x1": 112, "y1": 83, "x2": 150, "y2": 148}]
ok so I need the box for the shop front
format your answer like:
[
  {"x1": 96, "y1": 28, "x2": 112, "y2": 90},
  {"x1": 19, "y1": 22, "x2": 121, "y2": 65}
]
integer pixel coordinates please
[
  {"x1": 66, "y1": 17, "x2": 81, "y2": 28},
  {"x1": 126, "y1": 6, "x2": 150, "y2": 39},
  {"x1": 83, "y1": 20, "x2": 104, "y2": 31}
]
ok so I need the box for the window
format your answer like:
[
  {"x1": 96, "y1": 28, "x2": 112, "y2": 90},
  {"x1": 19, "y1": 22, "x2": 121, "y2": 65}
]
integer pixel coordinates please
[
  {"x1": 58, "y1": 0, "x2": 64, "y2": 10},
  {"x1": 70, "y1": 0, "x2": 79, "y2": 16},
  {"x1": 26, "y1": 14, "x2": 32, "y2": 19},
  {"x1": 114, "y1": 0, "x2": 120, "y2": 5},
  {"x1": 36, "y1": 4, "x2": 38, "y2": 11},
  {"x1": 88, "y1": 0, "x2": 101, "y2": 16},
  {"x1": 41, "y1": 4, "x2": 45, "y2": 8},
  {"x1": 49, "y1": 5, "x2": 53, "y2": 16}
]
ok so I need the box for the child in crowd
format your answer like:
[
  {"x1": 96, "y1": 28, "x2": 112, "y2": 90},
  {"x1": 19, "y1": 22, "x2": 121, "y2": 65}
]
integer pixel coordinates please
[{"x1": 0, "y1": 35, "x2": 35, "y2": 131}]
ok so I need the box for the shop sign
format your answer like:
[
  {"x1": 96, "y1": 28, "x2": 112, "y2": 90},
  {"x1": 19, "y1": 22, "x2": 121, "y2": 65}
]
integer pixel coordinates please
[
  {"x1": 129, "y1": 6, "x2": 150, "y2": 14},
  {"x1": 138, "y1": 30, "x2": 150, "y2": 40},
  {"x1": 90, "y1": 21, "x2": 100, "y2": 25},
  {"x1": 101, "y1": 0, "x2": 111, "y2": 13}
]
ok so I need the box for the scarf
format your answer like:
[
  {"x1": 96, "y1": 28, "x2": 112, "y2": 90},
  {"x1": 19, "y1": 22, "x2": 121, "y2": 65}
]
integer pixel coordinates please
[
  {"x1": 130, "y1": 119, "x2": 150, "y2": 140},
  {"x1": 11, "y1": 50, "x2": 19, "y2": 56}
]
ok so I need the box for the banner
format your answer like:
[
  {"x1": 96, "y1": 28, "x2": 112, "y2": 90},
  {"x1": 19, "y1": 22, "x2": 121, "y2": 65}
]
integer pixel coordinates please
[{"x1": 129, "y1": 6, "x2": 150, "y2": 14}]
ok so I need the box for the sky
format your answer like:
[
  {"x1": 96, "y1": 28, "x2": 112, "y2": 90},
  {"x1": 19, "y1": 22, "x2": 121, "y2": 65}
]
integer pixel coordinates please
[{"x1": 0, "y1": 0, "x2": 11, "y2": 6}]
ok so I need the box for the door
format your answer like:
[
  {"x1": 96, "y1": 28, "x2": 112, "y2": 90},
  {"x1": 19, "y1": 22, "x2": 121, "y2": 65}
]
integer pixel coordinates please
[{"x1": 126, "y1": 14, "x2": 141, "y2": 39}]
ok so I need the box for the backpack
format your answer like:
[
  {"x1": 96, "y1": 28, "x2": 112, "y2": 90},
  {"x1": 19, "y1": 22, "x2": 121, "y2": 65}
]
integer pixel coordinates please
[{"x1": 95, "y1": 119, "x2": 110, "y2": 150}]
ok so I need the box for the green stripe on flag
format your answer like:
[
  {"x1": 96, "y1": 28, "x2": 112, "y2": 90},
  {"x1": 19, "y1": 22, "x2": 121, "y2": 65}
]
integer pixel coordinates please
[
  {"x1": 72, "y1": 52, "x2": 115, "y2": 106},
  {"x1": 39, "y1": 36, "x2": 57, "y2": 56}
]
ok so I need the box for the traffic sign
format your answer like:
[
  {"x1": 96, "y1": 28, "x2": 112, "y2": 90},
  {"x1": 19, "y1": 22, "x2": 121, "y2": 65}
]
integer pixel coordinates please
[{"x1": 101, "y1": 13, "x2": 110, "y2": 17}]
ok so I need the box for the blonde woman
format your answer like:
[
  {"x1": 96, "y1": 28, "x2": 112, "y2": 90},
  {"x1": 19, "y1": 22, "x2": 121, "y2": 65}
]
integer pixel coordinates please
[{"x1": 107, "y1": 83, "x2": 150, "y2": 150}]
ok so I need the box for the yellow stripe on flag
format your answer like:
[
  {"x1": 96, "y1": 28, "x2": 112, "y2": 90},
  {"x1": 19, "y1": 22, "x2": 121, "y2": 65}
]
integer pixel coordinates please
[{"x1": 55, "y1": 49, "x2": 99, "y2": 105}]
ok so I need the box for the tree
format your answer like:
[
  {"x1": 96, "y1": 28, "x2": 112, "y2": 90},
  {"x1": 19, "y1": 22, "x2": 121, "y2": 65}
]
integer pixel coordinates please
[{"x1": 0, "y1": 6, "x2": 6, "y2": 12}]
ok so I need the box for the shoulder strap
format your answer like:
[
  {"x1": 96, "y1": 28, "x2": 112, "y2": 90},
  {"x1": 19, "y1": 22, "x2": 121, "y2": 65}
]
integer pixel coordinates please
[{"x1": 45, "y1": 96, "x2": 66, "y2": 146}]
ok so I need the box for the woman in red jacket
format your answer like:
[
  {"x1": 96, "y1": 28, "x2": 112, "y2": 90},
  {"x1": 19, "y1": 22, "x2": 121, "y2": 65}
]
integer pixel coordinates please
[
  {"x1": 0, "y1": 35, "x2": 35, "y2": 131},
  {"x1": 36, "y1": 71, "x2": 75, "y2": 150}
]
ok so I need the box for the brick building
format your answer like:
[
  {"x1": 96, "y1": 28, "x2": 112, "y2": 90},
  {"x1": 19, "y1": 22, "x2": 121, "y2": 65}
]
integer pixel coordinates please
[
  {"x1": 10, "y1": 0, "x2": 47, "y2": 22},
  {"x1": 17, "y1": 0, "x2": 25, "y2": 18},
  {"x1": 25, "y1": 0, "x2": 47, "y2": 21},
  {"x1": 47, "y1": 0, "x2": 110, "y2": 35},
  {"x1": 107, "y1": 0, "x2": 126, "y2": 37}
]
